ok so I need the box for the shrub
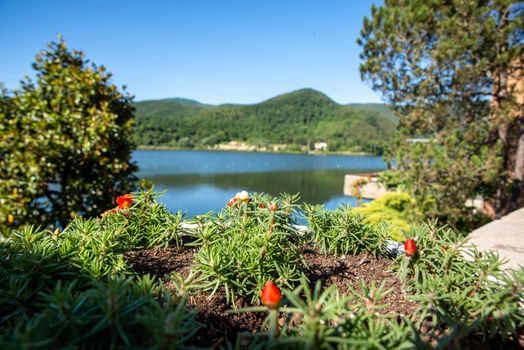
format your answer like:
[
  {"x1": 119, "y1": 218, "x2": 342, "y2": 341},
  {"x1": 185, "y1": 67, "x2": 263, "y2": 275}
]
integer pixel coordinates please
[
  {"x1": 303, "y1": 204, "x2": 388, "y2": 256},
  {"x1": 191, "y1": 192, "x2": 305, "y2": 304},
  {"x1": 0, "y1": 276, "x2": 200, "y2": 349},
  {"x1": 0, "y1": 191, "x2": 199, "y2": 348},
  {"x1": 1, "y1": 190, "x2": 522, "y2": 347},
  {"x1": 239, "y1": 277, "x2": 413, "y2": 349},
  {"x1": 354, "y1": 192, "x2": 420, "y2": 241},
  {"x1": 238, "y1": 222, "x2": 523, "y2": 349},
  {"x1": 0, "y1": 37, "x2": 137, "y2": 232},
  {"x1": 396, "y1": 222, "x2": 524, "y2": 343}
]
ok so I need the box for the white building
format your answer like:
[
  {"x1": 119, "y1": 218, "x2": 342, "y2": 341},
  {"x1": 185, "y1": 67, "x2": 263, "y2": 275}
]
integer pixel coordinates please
[{"x1": 314, "y1": 142, "x2": 328, "y2": 151}]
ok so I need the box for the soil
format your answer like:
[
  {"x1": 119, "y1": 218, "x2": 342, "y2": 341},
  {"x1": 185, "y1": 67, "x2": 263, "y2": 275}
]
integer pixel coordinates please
[
  {"x1": 125, "y1": 246, "x2": 523, "y2": 349},
  {"x1": 302, "y1": 246, "x2": 417, "y2": 317},
  {"x1": 126, "y1": 246, "x2": 196, "y2": 278},
  {"x1": 126, "y1": 245, "x2": 416, "y2": 348}
]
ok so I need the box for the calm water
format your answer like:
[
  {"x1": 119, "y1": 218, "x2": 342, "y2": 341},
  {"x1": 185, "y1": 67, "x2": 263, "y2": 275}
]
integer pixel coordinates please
[{"x1": 134, "y1": 150, "x2": 386, "y2": 217}]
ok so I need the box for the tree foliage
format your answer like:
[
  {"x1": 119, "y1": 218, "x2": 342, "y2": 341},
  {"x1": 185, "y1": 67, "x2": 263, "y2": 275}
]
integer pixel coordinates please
[
  {"x1": 0, "y1": 38, "x2": 137, "y2": 231},
  {"x1": 134, "y1": 89, "x2": 397, "y2": 154},
  {"x1": 359, "y1": 0, "x2": 523, "y2": 228}
]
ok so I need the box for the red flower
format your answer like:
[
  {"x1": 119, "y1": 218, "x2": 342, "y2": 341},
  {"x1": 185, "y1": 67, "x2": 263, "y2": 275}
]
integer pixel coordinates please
[
  {"x1": 116, "y1": 194, "x2": 133, "y2": 209},
  {"x1": 261, "y1": 281, "x2": 282, "y2": 309},
  {"x1": 404, "y1": 239, "x2": 417, "y2": 257},
  {"x1": 228, "y1": 197, "x2": 239, "y2": 207}
]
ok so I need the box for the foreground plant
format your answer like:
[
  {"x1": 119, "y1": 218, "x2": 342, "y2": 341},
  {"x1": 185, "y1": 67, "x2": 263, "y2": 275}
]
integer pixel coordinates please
[
  {"x1": 235, "y1": 221, "x2": 523, "y2": 349},
  {"x1": 192, "y1": 192, "x2": 304, "y2": 305},
  {"x1": 303, "y1": 204, "x2": 388, "y2": 256},
  {"x1": 396, "y1": 222, "x2": 524, "y2": 346},
  {"x1": 1, "y1": 190, "x2": 523, "y2": 348},
  {"x1": 0, "y1": 190, "x2": 201, "y2": 348},
  {"x1": 239, "y1": 277, "x2": 413, "y2": 349},
  {"x1": 0, "y1": 277, "x2": 200, "y2": 349}
]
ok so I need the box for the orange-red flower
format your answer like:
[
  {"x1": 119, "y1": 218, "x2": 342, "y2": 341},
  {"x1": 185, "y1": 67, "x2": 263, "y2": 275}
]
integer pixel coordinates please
[
  {"x1": 116, "y1": 193, "x2": 133, "y2": 209},
  {"x1": 261, "y1": 281, "x2": 282, "y2": 309},
  {"x1": 228, "y1": 197, "x2": 239, "y2": 207},
  {"x1": 404, "y1": 239, "x2": 417, "y2": 257}
]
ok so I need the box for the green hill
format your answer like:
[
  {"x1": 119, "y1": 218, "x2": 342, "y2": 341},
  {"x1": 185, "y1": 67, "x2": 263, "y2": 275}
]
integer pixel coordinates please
[
  {"x1": 347, "y1": 103, "x2": 398, "y2": 124},
  {"x1": 133, "y1": 89, "x2": 397, "y2": 154}
]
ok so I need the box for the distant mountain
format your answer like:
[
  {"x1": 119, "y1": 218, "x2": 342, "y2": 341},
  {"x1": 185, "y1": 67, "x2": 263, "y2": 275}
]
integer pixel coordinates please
[{"x1": 133, "y1": 89, "x2": 397, "y2": 154}]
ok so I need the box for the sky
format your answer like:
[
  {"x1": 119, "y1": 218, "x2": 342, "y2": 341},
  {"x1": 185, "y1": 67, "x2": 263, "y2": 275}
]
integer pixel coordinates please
[{"x1": 0, "y1": 0, "x2": 383, "y2": 104}]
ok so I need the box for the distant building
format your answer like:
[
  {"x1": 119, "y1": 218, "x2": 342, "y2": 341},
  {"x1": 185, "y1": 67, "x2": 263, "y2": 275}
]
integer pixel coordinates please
[
  {"x1": 314, "y1": 142, "x2": 328, "y2": 151},
  {"x1": 406, "y1": 138, "x2": 430, "y2": 143}
]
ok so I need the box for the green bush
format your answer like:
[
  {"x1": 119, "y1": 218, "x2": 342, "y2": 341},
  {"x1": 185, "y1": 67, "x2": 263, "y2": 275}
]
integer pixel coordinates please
[
  {"x1": 0, "y1": 37, "x2": 137, "y2": 232},
  {"x1": 0, "y1": 190, "x2": 200, "y2": 349},
  {"x1": 191, "y1": 193, "x2": 305, "y2": 305},
  {"x1": 396, "y1": 222, "x2": 524, "y2": 342},
  {"x1": 238, "y1": 222, "x2": 523, "y2": 349},
  {"x1": 354, "y1": 192, "x2": 420, "y2": 241},
  {"x1": 303, "y1": 203, "x2": 388, "y2": 256},
  {"x1": 242, "y1": 278, "x2": 413, "y2": 349},
  {"x1": 0, "y1": 277, "x2": 200, "y2": 349},
  {"x1": 1, "y1": 190, "x2": 522, "y2": 348}
]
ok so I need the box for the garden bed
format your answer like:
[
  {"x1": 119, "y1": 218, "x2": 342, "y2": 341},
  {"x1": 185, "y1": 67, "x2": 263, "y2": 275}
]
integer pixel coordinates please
[
  {"x1": 126, "y1": 244, "x2": 523, "y2": 349},
  {"x1": 1, "y1": 191, "x2": 522, "y2": 349},
  {"x1": 126, "y1": 245, "x2": 416, "y2": 348}
]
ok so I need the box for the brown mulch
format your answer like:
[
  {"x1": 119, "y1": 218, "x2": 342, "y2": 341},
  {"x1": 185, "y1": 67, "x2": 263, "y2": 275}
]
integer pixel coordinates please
[
  {"x1": 125, "y1": 245, "x2": 523, "y2": 349},
  {"x1": 126, "y1": 246, "x2": 196, "y2": 278},
  {"x1": 125, "y1": 245, "x2": 415, "y2": 348},
  {"x1": 302, "y1": 246, "x2": 417, "y2": 317}
]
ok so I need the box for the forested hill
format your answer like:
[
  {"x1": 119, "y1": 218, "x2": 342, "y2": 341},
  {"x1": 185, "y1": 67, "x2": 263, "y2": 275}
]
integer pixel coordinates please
[{"x1": 133, "y1": 89, "x2": 397, "y2": 154}]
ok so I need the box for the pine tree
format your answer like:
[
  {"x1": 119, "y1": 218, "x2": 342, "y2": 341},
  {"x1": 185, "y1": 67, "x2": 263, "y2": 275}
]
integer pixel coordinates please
[{"x1": 359, "y1": 0, "x2": 523, "y2": 228}]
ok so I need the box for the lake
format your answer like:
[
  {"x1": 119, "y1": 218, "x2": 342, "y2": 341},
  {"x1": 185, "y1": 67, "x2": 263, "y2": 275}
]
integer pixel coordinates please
[{"x1": 134, "y1": 150, "x2": 386, "y2": 217}]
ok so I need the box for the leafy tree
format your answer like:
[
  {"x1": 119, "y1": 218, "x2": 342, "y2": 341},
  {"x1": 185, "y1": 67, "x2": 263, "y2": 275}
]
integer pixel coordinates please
[
  {"x1": 359, "y1": 0, "x2": 523, "y2": 228},
  {"x1": 133, "y1": 89, "x2": 397, "y2": 154},
  {"x1": 0, "y1": 37, "x2": 137, "y2": 230}
]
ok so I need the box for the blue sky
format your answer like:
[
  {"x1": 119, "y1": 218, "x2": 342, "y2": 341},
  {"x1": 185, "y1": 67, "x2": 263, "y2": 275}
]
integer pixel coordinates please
[{"x1": 0, "y1": 0, "x2": 382, "y2": 104}]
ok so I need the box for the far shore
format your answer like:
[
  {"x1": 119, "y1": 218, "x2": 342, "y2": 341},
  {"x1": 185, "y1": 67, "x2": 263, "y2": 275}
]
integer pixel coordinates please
[{"x1": 135, "y1": 143, "x2": 378, "y2": 157}]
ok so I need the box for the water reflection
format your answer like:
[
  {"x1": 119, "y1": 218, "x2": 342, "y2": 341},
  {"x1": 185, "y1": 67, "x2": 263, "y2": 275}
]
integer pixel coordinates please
[
  {"x1": 148, "y1": 169, "x2": 370, "y2": 204},
  {"x1": 134, "y1": 150, "x2": 384, "y2": 217}
]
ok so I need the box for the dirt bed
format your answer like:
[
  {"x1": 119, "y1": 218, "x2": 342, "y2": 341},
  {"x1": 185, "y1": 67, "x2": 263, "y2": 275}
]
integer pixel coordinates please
[
  {"x1": 126, "y1": 246, "x2": 523, "y2": 349},
  {"x1": 126, "y1": 245, "x2": 416, "y2": 347}
]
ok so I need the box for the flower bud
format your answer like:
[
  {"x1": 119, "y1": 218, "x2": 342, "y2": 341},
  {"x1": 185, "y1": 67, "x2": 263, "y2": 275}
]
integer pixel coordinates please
[
  {"x1": 261, "y1": 281, "x2": 282, "y2": 309},
  {"x1": 404, "y1": 239, "x2": 417, "y2": 257}
]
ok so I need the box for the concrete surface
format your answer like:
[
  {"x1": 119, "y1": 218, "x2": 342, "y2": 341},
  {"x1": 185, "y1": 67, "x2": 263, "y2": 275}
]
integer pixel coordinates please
[
  {"x1": 343, "y1": 174, "x2": 388, "y2": 199},
  {"x1": 468, "y1": 207, "x2": 524, "y2": 271}
]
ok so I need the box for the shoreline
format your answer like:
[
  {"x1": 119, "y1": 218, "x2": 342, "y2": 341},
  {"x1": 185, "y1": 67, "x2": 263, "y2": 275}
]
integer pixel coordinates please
[{"x1": 135, "y1": 145, "x2": 378, "y2": 157}]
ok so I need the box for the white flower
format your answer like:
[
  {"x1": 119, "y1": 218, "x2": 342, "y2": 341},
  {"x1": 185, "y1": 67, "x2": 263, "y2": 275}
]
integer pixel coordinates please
[{"x1": 235, "y1": 190, "x2": 249, "y2": 202}]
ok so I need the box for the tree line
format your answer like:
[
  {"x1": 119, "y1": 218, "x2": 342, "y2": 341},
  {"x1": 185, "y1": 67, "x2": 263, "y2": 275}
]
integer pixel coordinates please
[{"x1": 133, "y1": 89, "x2": 397, "y2": 154}]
